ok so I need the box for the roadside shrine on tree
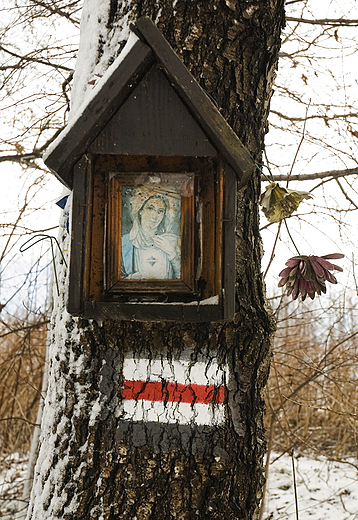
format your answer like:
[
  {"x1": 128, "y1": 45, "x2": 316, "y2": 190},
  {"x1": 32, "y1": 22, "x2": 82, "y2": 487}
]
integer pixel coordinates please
[{"x1": 44, "y1": 17, "x2": 254, "y2": 322}]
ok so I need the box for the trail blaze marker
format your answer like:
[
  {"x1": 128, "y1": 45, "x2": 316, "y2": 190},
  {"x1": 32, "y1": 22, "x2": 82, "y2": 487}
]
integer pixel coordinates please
[
  {"x1": 44, "y1": 17, "x2": 254, "y2": 322},
  {"x1": 120, "y1": 357, "x2": 228, "y2": 425}
]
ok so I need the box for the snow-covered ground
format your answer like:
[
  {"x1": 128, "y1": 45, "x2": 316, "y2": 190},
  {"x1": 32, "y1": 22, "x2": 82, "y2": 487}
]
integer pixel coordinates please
[
  {"x1": 263, "y1": 452, "x2": 358, "y2": 519},
  {"x1": 0, "y1": 454, "x2": 28, "y2": 519},
  {"x1": 1, "y1": 451, "x2": 358, "y2": 519}
]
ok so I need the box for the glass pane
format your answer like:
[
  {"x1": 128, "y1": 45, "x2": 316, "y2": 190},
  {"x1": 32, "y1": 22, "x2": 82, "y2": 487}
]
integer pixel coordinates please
[{"x1": 120, "y1": 180, "x2": 186, "y2": 280}]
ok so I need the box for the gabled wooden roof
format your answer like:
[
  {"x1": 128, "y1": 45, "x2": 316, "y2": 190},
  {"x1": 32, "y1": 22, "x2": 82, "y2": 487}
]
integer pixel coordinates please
[{"x1": 44, "y1": 16, "x2": 254, "y2": 190}]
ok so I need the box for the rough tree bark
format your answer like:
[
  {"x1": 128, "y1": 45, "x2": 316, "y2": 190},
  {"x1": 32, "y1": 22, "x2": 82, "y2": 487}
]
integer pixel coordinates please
[{"x1": 26, "y1": 1, "x2": 284, "y2": 519}]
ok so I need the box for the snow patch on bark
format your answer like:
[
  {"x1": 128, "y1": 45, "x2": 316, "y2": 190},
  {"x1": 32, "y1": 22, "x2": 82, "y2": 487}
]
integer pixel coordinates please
[
  {"x1": 88, "y1": 397, "x2": 103, "y2": 427},
  {"x1": 71, "y1": 0, "x2": 134, "y2": 114},
  {"x1": 25, "y1": 204, "x2": 83, "y2": 519}
]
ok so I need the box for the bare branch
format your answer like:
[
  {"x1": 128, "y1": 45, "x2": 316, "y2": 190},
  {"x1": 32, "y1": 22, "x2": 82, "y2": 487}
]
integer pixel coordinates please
[
  {"x1": 62, "y1": 71, "x2": 74, "y2": 113},
  {"x1": 0, "y1": 416, "x2": 40, "y2": 427},
  {"x1": 266, "y1": 166, "x2": 358, "y2": 182},
  {"x1": 286, "y1": 16, "x2": 358, "y2": 26},
  {"x1": 0, "y1": 126, "x2": 65, "y2": 165},
  {"x1": 270, "y1": 109, "x2": 358, "y2": 122},
  {"x1": 0, "y1": 152, "x2": 41, "y2": 164},
  {"x1": 335, "y1": 178, "x2": 358, "y2": 210},
  {"x1": 0, "y1": 321, "x2": 50, "y2": 340},
  {"x1": 0, "y1": 44, "x2": 73, "y2": 72},
  {"x1": 30, "y1": 0, "x2": 81, "y2": 26},
  {"x1": 274, "y1": 329, "x2": 358, "y2": 415}
]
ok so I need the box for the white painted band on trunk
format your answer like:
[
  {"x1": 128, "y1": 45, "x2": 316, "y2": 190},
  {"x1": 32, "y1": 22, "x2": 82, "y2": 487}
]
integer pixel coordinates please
[
  {"x1": 123, "y1": 357, "x2": 228, "y2": 386},
  {"x1": 121, "y1": 400, "x2": 226, "y2": 426}
]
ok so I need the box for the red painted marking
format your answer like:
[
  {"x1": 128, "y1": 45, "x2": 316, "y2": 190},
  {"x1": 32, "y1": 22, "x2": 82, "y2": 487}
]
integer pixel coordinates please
[{"x1": 123, "y1": 381, "x2": 226, "y2": 404}]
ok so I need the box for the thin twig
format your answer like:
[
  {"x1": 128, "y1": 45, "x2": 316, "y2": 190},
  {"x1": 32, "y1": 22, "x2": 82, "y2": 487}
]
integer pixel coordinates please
[
  {"x1": 284, "y1": 219, "x2": 301, "y2": 255},
  {"x1": 256, "y1": 163, "x2": 275, "y2": 183},
  {"x1": 352, "y1": 253, "x2": 358, "y2": 296},
  {"x1": 20, "y1": 234, "x2": 67, "y2": 296},
  {"x1": 286, "y1": 101, "x2": 311, "y2": 186},
  {"x1": 264, "y1": 220, "x2": 283, "y2": 278},
  {"x1": 291, "y1": 449, "x2": 299, "y2": 520},
  {"x1": 0, "y1": 320, "x2": 50, "y2": 340},
  {"x1": 0, "y1": 417, "x2": 40, "y2": 427},
  {"x1": 257, "y1": 166, "x2": 272, "y2": 183},
  {"x1": 274, "y1": 329, "x2": 358, "y2": 415},
  {"x1": 335, "y1": 178, "x2": 358, "y2": 210}
]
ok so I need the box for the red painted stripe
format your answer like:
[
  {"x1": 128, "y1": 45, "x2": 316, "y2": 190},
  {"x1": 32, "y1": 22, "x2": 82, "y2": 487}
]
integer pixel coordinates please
[{"x1": 123, "y1": 380, "x2": 225, "y2": 404}]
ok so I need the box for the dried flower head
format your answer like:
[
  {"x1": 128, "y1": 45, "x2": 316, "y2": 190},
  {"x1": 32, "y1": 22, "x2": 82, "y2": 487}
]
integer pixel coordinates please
[
  {"x1": 278, "y1": 253, "x2": 344, "y2": 301},
  {"x1": 260, "y1": 182, "x2": 313, "y2": 223}
]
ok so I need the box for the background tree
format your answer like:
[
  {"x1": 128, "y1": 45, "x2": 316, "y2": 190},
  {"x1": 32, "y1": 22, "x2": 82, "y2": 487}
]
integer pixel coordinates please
[{"x1": 24, "y1": 1, "x2": 284, "y2": 519}]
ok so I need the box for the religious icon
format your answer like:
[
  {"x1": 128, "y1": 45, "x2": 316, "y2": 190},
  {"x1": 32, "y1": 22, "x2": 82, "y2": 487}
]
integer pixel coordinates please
[{"x1": 120, "y1": 184, "x2": 182, "y2": 280}]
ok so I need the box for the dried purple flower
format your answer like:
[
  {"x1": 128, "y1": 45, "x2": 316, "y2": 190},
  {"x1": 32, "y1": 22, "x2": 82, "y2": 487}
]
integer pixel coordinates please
[{"x1": 278, "y1": 253, "x2": 344, "y2": 301}]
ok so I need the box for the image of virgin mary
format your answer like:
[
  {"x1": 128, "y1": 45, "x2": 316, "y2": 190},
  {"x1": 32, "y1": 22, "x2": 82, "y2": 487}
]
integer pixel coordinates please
[{"x1": 121, "y1": 189, "x2": 181, "y2": 280}]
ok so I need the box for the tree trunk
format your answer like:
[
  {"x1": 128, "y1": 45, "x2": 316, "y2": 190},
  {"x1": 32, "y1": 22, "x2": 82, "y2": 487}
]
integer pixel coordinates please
[{"x1": 26, "y1": 1, "x2": 284, "y2": 519}]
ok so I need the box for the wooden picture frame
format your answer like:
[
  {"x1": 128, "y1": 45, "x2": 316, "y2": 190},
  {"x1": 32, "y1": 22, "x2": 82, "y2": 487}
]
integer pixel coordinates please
[
  {"x1": 84, "y1": 155, "x2": 221, "y2": 302},
  {"x1": 68, "y1": 154, "x2": 236, "y2": 321}
]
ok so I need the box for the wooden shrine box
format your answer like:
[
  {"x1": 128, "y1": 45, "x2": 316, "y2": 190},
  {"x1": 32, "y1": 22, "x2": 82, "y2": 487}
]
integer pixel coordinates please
[{"x1": 44, "y1": 17, "x2": 254, "y2": 322}]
